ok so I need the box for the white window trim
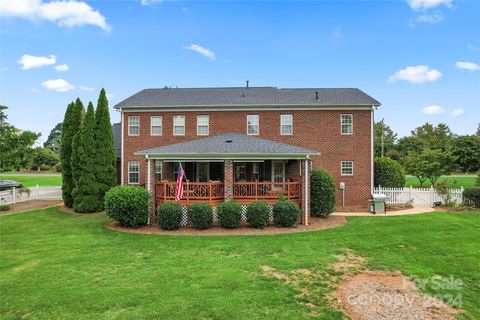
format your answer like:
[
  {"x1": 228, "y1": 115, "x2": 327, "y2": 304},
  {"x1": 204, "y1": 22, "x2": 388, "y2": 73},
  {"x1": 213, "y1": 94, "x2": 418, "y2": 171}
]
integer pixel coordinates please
[
  {"x1": 197, "y1": 115, "x2": 209, "y2": 136},
  {"x1": 128, "y1": 116, "x2": 139, "y2": 136},
  {"x1": 280, "y1": 114, "x2": 293, "y2": 135},
  {"x1": 247, "y1": 115, "x2": 259, "y2": 135},
  {"x1": 341, "y1": 161, "x2": 354, "y2": 176},
  {"x1": 341, "y1": 114, "x2": 353, "y2": 135},
  {"x1": 173, "y1": 115, "x2": 185, "y2": 136},
  {"x1": 128, "y1": 160, "x2": 140, "y2": 184},
  {"x1": 150, "y1": 116, "x2": 162, "y2": 136},
  {"x1": 271, "y1": 161, "x2": 286, "y2": 182}
]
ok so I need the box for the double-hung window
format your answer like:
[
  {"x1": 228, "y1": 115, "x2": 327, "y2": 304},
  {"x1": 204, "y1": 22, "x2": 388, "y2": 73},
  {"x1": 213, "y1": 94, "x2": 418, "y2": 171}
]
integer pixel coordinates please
[
  {"x1": 173, "y1": 115, "x2": 185, "y2": 136},
  {"x1": 341, "y1": 114, "x2": 353, "y2": 135},
  {"x1": 151, "y1": 116, "x2": 162, "y2": 135},
  {"x1": 154, "y1": 160, "x2": 162, "y2": 181},
  {"x1": 128, "y1": 161, "x2": 139, "y2": 183},
  {"x1": 128, "y1": 116, "x2": 139, "y2": 136},
  {"x1": 281, "y1": 115, "x2": 293, "y2": 135},
  {"x1": 247, "y1": 115, "x2": 259, "y2": 135},
  {"x1": 197, "y1": 115, "x2": 209, "y2": 135},
  {"x1": 341, "y1": 161, "x2": 353, "y2": 176}
]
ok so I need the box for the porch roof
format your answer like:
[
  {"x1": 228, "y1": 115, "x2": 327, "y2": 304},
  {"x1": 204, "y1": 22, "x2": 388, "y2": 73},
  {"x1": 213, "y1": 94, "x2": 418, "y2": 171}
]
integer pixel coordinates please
[{"x1": 135, "y1": 132, "x2": 320, "y2": 160}]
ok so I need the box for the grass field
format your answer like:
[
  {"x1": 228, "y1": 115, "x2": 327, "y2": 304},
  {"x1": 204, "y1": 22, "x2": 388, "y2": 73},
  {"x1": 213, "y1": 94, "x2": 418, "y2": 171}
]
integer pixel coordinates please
[
  {"x1": 405, "y1": 174, "x2": 477, "y2": 188},
  {"x1": 1, "y1": 207, "x2": 479, "y2": 319},
  {"x1": 0, "y1": 175, "x2": 62, "y2": 187}
]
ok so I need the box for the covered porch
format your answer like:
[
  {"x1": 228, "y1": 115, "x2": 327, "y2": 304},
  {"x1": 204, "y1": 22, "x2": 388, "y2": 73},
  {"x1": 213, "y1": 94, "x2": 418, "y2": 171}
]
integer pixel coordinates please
[{"x1": 135, "y1": 132, "x2": 319, "y2": 224}]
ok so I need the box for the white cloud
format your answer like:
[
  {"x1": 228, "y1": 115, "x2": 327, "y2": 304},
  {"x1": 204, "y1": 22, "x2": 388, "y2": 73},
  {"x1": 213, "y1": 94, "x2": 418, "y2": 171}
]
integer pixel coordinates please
[
  {"x1": 55, "y1": 64, "x2": 69, "y2": 72},
  {"x1": 388, "y1": 65, "x2": 442, "y2": 84},
  {"x1": 140, "y1": 0, "x2": 162, "y2": 5},
  {"x1": 106, "y1": 92, "x2": 115, "y2": 99},
  {"x1": 17, "y1": 54, "x2": 56, "y2": 70},
  {"x1": 455, "y1": 61, "x2": 480, "y2": 71},
  {"x1": 0, "y1": 0, "x2": 110, "y2": 31},
  {"x1": 42, "y1": 78, "x2": 74, "y2": 92},
  {"x1": 421, "y1": 105, "x2": 445, "y2": 115},
  {"x1": 185, "y1": 44, "x2": 216, "y2": 60},
  {"x1": 451, "y1": 108, "x2": 464, "y2": 116},
  {"x1": 79, "y1": 85, "x2": 94, "y2": 91},
  {"x1": 414, "y1": 12, "x2": 443, "y2": 25},
  {"x1": 467, "y1": 44, "x2": 480, "y2": 52},
  {"x1": 407, "y1": 0, "x2": 452, "y2": 11}
]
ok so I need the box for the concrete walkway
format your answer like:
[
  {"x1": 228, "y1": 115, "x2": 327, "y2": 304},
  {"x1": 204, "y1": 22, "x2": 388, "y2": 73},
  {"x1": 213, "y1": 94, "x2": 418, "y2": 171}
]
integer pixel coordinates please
[{"x1": 331, "y1": 206, "x2": 436, "y2": 217}]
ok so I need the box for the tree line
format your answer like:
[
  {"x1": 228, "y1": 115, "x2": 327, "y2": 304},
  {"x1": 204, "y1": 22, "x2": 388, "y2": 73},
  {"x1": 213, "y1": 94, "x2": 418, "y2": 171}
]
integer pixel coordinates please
[
  {"x1": 374, "y1": 120, "x2": 480, "y2": 187},
  {"x1": 61, "y1": 89, "x2": 117, "y2": 213}
]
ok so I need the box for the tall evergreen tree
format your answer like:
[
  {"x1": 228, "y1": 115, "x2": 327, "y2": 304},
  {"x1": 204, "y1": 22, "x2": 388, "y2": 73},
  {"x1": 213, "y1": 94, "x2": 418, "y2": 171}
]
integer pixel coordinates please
[
  {"x1": 71, "y1": 99, "x2": 85, "y2": 196},
  {"x1": 72, "y1": 102, "x2": 100, "y2": 212},
  {"x1": 94, "y1": 88, "x2": 117, "y2": 209},
  {"x1": 60, "y1": 102, "x2": 75, "y2": 207}
]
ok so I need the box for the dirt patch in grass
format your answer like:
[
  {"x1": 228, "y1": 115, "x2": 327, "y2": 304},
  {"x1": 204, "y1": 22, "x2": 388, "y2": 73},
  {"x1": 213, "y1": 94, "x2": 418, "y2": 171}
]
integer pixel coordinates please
[
  {"x1": 0, "y1": 200, "x2": 62, "y2": 215},
  {"x1": 335, "y1": 271, "x2": 459, "y2": 320},
  {"x1": 106, "y1": 215, "x2": 347, "y2": 236}
]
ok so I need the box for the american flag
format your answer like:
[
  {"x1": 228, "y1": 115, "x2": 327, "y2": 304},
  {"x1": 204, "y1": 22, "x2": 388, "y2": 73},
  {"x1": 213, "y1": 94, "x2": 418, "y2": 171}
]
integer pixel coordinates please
[{"x1": 175, "y1": 162, "x2": 185, "y2": 201}]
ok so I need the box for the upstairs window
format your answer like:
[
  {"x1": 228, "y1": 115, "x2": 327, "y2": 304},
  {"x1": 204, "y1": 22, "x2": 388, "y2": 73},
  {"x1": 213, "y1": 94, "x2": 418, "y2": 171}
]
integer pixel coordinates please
[
  {"x1": 151, "y1": 116, "x2": 162, "y2": 135},
  {"x1": 173, "y1": 115, "x2": 185, "y2": 136},
  {"x1": 247, "y1": 115, "x2": 259, "y2": 135},
  {"x1": 197, "y1": 115, "x2": 209, "y2": 135},
  {"x1": 154, "y1": 160, "x2": 162, "y2": 181},
  {"x1": 341, "y1": 114, "x2": 353, "y2": 135},
  {"x1": 281, "y1": 115, "x2": 293, "y2": 135},
  {"x1": 128, "y1": 160, "x2": 139, "y2": 183},
  {"x1": 128, "y1": 116, "x2": 139, "y2": 136},
  {"x1": 341, "y1": 161, "x2": 353, "y2": 176}
]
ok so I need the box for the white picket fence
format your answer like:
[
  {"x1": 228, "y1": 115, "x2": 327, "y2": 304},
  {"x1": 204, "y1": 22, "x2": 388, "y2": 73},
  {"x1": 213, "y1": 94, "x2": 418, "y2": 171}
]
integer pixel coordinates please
[
  {"x1": 0, "y1": 186, "x2": 62, "y2": 205},
  {"x1": 374, "y1": 186, "x2": 464, "y2": 206}
]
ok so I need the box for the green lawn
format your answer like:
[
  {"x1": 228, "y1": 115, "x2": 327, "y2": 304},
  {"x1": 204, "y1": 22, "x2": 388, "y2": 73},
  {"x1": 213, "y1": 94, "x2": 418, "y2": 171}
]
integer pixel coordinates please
[
  {"x1": 405, "y1": 174, "x2": 477, "y2": 188},
  {"x1": 1, "y1": 208, "x2": 479, "y2": 319},
  {"x1": 0, "y1": 175, "x2": 62, "y2": 187}
]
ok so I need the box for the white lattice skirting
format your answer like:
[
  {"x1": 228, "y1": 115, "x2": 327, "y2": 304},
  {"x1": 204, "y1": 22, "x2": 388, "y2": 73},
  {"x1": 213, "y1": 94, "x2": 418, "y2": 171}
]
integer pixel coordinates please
[{"x1": 179, "y1": 204, "x2": 274, "y2": 226}]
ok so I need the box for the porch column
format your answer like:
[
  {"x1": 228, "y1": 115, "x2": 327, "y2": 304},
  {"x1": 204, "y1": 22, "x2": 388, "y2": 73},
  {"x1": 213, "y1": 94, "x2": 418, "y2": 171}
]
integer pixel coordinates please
[
  {"x1": 301, "y1": 158, "x2": 310, "y2": 225},
  {"x1": 146, "y1": 156, "x2": 156, "y2": 225},
  {"x1": 224, "y1": 160, "x2": 234, "y2": 201}
]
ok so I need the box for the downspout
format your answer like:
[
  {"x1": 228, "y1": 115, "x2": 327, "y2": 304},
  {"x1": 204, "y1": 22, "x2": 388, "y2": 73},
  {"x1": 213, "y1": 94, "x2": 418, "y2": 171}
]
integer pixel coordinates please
[
  {"x1": 371, "y1": 106, "x2": 375, "y2": 195},
  {"x1": 121, "y1": 109, "x2": 124, "y2": 185},
  {"x1": 146, "y1": 155, "x2": 151, "y2": 225},
  {"x1": 304, "y1": 156, "x2": 310, "y2": 226}
]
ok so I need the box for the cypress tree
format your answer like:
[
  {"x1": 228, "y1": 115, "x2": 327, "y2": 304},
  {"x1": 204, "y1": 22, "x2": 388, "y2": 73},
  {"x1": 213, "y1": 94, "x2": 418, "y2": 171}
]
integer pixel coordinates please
[
  {"x1": 72, "y1": 102, "x2": 101, "y2": 212},
  {"x1": 71, "y1": 99, "x2": 85, "y2": 195},
  {"x1": 60, "y1": 102, "x2": 74, "y2": 207},
  {"x1": 94, "y1": 88, "x2": 117, "y2": 209}
]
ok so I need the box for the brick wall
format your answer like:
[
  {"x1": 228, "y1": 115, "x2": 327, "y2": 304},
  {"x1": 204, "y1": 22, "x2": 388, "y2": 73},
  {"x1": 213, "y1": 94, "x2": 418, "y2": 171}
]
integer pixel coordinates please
[{"x1": 122, "y1": 109, "x2": 372, "y2": 206}]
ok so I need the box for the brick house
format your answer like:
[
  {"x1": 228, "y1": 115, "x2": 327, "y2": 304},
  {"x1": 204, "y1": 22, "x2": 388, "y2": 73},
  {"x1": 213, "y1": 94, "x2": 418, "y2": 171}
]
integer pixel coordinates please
[{"x1": 114, "y1": 87, "x2": 380, "y2": 225}]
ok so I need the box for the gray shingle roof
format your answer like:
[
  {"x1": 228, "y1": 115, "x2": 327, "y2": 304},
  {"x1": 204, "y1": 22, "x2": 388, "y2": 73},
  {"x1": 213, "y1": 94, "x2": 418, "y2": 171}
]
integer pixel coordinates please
[
  {"x1": 115, "y1": 87, "x2": 380, "y2": 109},
  {"x1": 112, "y1": 123, "x2": 121, "y2": 158},
  {"x1": 135, "y1": 132, "x2": 319, "y2": 159}
]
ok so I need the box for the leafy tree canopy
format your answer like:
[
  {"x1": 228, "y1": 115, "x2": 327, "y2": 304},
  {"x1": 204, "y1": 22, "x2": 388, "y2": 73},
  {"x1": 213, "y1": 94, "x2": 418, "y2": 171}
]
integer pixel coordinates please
[{"x1": 44, "y1": 122, "x2": 62, "y2": 154}]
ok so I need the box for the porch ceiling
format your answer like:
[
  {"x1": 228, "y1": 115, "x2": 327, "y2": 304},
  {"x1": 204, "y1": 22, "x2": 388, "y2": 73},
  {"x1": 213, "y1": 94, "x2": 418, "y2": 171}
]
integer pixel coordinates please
[{"x1": 135, "y1": 132, "x2": 320, "y2": 160}]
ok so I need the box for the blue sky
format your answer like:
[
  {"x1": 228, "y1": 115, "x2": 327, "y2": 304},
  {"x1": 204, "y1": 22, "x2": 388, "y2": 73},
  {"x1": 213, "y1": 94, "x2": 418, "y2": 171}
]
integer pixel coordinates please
[{"x1": 1, "y1": 0, "x2": 479, "y2": 144}]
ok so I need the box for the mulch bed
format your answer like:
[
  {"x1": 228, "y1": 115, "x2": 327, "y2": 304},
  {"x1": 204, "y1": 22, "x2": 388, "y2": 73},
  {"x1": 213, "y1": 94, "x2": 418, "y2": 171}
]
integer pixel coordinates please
[
  {"x1": 0, "y1": 200, "x2": 63, "y2": 215},
  {"x1": 59, "y1": 206, "x2": 106, "y2": 216},
  {"x1": 106, "y1": 215, "x2": 348, "y2": 236}
]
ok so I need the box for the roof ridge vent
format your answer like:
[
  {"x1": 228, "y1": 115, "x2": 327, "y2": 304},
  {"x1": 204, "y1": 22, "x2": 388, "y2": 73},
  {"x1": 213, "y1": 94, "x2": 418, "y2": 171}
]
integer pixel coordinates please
[{"x1": 226, "y1": 139, "x2": 233, "y2": 143}]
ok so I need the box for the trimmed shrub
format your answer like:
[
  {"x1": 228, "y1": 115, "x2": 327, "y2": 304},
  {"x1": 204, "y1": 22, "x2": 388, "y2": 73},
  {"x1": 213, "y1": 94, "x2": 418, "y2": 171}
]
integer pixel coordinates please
[
  {"x1": 310, "y1": 169, "x2": 337, "y2": 217},
  {"x1": 187, "y1": 203, "x2": 213, "y2": 229},
  {"x1": 464, "y1": 187, "x2": 480, "y2": 208},
  {"x1": 0, "y1": 204, "x2": 10, "y2": 211},
  {"x1": 104, "y1": 185, "x2": 150, "y2": 228},
  {"x1": 374, "y1": 157, "x2": 406, "y2": 188},
  {"x1": 246, "y1": 202, "x2": 269, "y2": 229},
  {"x1": 272, "y1": 200, "x2": 300, "y2": 227},
  {"x1": 217, "y1": 201, "x2": 242, "y2": 229},
  {"x1": 157, "y1": 202, "x2": 182, "y2": 230}
]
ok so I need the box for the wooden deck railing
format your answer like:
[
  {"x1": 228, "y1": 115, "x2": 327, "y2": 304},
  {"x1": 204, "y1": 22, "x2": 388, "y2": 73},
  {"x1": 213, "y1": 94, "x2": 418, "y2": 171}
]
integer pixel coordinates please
[
  {"x1": 155, "y1": 181, "x2": 224, "y2": 206},
  {"x1": 233, "y1": 181, "x2": 301, "y2": 205}
]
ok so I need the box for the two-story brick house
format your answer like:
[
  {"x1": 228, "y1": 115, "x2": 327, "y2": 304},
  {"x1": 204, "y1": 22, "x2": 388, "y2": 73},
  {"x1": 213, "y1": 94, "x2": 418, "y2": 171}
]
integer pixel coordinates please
[{"x1": 114, "y1": 87, "x2": 380, "y2": 225}]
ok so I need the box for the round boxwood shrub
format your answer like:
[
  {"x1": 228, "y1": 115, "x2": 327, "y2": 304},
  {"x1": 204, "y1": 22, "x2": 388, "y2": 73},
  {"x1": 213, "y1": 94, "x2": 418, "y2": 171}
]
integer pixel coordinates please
[
  {"x1": 104, "y1": 185, "x2": 150, "y2": 228},
  {"x1": 188, "y1": 203, "x2": 213, "y2": 229},
  {"x1": 464, "y1": 187, "x2": 480, "y2": 208},
  {"x1": 310, "y1": 169, "x2": 337, "y2": 217},
  {"x1": 246, "y1": 201, "x2": 269, "y2": 229},
  {"x1": 272, "y1": 200, "x2": 301, "y2": 227},
  {"x1": 217, "y1": 201, "x2": 242, "y2": 229},
  {"x1": 157, "y1": 202, "x2": 182, "y2": 230},
  {"x1": 374, "y1": 157, "x2": 406, "y2": 188}
]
